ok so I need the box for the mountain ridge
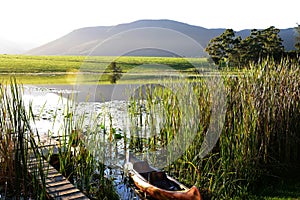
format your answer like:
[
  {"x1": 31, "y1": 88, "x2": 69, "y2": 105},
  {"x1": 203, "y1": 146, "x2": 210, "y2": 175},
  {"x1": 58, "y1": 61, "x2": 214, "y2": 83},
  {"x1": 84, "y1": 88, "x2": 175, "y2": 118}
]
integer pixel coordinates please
[{"x1": 26, "y1": 19, "x2": 297, "y2": 56}]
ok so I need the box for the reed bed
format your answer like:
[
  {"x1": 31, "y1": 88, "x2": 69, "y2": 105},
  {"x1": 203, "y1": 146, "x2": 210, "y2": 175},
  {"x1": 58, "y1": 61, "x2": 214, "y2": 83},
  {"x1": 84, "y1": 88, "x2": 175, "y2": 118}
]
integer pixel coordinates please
[
  {"x1": 0, "y1": 79, "x2": 47, "y2": 199},
  {"x1": 1, "y1": 57, "x2": 299, "y2": 199},
  {"x1": 127, "y1": 58, "x2": 300, "y2": 199},
  {"x1": 50, "y1": 97, "x2": 120, "y2": 199},
  {"x1": 0, "y1": 80, "x2": 119, "y2": 199}
]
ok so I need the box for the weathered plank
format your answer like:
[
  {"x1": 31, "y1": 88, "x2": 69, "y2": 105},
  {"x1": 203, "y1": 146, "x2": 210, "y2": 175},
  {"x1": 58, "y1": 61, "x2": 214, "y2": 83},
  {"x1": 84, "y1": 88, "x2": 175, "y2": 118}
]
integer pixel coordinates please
[{"x1": 28, "y1": 157, "x2": 89, "y2": 200}]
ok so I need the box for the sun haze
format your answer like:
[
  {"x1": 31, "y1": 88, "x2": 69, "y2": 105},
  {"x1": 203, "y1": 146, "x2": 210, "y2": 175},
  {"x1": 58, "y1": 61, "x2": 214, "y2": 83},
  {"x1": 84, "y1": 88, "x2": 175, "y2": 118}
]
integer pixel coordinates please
[{"x1": 0, "y1": 0, "x2": 299, "y2": 47}]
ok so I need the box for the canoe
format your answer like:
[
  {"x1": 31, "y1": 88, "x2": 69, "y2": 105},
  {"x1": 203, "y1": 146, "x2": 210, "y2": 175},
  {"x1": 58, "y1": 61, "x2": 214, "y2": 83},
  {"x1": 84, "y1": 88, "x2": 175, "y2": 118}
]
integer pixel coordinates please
[{"x1": 128, "y1": 157, "x2": 202, "y2": 200}]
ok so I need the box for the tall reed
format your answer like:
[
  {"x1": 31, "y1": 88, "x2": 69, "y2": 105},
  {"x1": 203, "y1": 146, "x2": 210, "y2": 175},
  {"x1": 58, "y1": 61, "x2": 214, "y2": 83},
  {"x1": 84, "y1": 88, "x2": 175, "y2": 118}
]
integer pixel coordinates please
[
  {"x1": 0, "y1": 79, "x2": 46, "y2": 199},
  {"x1": 51, "y1": 97, "x2": 119, "y2": 199},
  {"x1": 127, "y1": 58, "x2": 300, "y2": 199},
  {"x1": 181, "y1": 58, "x2": 299, "y2": 199}
]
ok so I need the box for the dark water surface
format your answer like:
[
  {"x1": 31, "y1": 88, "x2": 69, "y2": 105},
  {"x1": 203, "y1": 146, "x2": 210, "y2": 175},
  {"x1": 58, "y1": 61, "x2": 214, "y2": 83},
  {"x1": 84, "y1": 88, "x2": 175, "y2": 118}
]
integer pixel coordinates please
[{"x1": 35, "y1": 84, "x2": 150, "y2": 102}]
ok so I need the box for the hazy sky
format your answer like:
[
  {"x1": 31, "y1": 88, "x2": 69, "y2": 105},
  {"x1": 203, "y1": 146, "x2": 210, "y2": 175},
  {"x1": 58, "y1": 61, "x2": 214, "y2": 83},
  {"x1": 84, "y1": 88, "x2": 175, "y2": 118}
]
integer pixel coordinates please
[{"x1": 0, "y1": 0, "x2": 299, "y2": 47}]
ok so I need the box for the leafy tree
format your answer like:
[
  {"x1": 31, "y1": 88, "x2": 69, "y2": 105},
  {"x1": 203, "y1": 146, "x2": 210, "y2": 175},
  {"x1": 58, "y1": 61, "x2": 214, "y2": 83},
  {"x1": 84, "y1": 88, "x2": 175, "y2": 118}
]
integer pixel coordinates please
[
  {"x1": 205, "y1": 26, "x2": 284, "y2": 68},
  {"x1": 241, "y1": 27, "x2": 284, "y2": 63},
  {"x1": 205, "y1": 29, "x2": 241, "y2": 67},
  {"x1": 260, "y1": 26, "x2": 284, "y2": 59},
  {"x1": 239, "y1": 29, "x2": 263, "y2": 64},
  {"x1": 107, "y1": 62, "x2": 122, "y2": 84}
]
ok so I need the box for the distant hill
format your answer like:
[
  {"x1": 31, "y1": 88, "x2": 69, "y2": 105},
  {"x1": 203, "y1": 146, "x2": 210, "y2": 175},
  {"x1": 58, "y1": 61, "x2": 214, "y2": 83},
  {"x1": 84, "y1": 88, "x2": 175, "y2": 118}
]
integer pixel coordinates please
[
  {"x1": 27, "y1": 19, "x2": 297, "y2": 56},
  {"x1": 0, "y1": 37, "x2": 25, "y2": 54}
]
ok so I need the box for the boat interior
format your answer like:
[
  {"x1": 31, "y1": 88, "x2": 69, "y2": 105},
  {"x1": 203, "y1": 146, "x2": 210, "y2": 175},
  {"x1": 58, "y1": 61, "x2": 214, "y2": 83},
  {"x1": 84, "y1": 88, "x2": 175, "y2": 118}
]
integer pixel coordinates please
[{"x1": 133, "y1": 161, "x2": 183, "y2": 191}]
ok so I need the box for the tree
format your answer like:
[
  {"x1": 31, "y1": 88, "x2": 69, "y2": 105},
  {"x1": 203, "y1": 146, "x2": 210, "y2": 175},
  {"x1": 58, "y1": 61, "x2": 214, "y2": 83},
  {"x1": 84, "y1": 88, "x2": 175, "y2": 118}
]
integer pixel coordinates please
[
  {"x1": 107, "y1": 62, "x2": 122, "y2": 84},
  {"x1": 205, "y1": 29, "x2": 241, "y2": 67},
  {"x1": 240, "y1": 27, "x2": 284, "y2": 63},
  {"x1": 205, "y1": 26, "x2": 284, "y2": 68},
  {"x1": 260, "y1": 26, "x2": 284, "y2": 59},
  {"x1": 239, "y1": 29, "x2": 262, "y2": 64}
]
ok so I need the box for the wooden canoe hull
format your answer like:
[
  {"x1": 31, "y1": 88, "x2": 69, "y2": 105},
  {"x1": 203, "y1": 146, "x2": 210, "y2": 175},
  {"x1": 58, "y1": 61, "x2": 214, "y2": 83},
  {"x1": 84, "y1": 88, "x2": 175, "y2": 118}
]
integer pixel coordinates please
[{"x1": 130, "y1": 170, "x2": 202, "y2": 200}]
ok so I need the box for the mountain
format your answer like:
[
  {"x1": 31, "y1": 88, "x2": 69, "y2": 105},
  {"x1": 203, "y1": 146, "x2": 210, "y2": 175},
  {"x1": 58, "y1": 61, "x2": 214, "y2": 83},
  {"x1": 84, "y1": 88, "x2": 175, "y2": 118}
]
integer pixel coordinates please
[
  {"x1": 0, "y1": 37, "x2": 25, "y2": 54},
  {"x1": 27, "y1": 20, "x2": 297, "y2": 56}
]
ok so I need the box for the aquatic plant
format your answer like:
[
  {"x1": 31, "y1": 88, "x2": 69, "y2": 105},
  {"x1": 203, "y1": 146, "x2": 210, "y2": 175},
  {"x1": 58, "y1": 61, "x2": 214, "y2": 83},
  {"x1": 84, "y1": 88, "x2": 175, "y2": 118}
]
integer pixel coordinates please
[
  {"x1": 0, "y1": 79, "x2": 47, "y2": 199},
  {"x1": 127, "y1": 57, "x2": 300, "y2": 199}
]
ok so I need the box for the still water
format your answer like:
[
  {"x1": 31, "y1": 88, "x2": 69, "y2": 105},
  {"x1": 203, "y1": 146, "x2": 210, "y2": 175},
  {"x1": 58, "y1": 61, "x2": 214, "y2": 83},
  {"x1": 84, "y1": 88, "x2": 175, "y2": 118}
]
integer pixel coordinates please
[{"x1": 23, "y1": 84, "x2": 150, "y2": 200}]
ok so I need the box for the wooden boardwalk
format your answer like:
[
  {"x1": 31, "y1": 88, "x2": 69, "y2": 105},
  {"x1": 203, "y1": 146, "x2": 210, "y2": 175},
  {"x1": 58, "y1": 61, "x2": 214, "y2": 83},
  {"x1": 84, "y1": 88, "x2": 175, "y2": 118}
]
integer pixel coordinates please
[
  {"x1": 28, "y1": 156, "x2": 89, "y2": 200},
  {"x1": 27, "y1": 134, "x2": 90, "y2": 200}
]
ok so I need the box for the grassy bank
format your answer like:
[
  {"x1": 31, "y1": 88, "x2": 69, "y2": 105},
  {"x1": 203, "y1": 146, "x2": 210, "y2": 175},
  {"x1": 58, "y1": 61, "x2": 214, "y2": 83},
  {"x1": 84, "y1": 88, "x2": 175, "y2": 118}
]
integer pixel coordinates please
[
  {"x1": 0, "y1": 55, "x2": 209, "y2": 84},
  {"x1": 0, "y1": 55, "x2": 208, "y2": 73}
]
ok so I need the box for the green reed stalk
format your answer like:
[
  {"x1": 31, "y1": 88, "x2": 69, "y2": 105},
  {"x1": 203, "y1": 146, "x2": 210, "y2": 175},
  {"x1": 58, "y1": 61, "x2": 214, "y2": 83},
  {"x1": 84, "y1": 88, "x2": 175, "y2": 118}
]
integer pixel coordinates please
[
  {"x1": 127, "y1": 57, "x2": 300, "y2": 199},
  {"x1": 0, "y1": 78, "x2": 47, "y2": 198},
  {"x1": 48, "y1": 93, "x2": 120, "y2": 199}
]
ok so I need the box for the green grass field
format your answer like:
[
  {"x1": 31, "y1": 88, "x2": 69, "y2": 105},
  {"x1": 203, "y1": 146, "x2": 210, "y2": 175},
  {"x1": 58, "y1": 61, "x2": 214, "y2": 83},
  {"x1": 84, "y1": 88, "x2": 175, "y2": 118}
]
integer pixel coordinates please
[{"x1": 0, "y1": 55, "x2": 211, "y2": 84}]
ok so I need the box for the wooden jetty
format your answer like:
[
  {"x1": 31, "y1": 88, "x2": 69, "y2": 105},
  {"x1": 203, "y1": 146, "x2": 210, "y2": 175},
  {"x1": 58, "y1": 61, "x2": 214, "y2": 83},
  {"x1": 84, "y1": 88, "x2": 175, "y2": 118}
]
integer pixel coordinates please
[
  {"x1": 28, "y1": 156, "x2": 89, "y2": 200},
  {"x1": 27, "y1": 135, "x2": 90, "y2": 200}
]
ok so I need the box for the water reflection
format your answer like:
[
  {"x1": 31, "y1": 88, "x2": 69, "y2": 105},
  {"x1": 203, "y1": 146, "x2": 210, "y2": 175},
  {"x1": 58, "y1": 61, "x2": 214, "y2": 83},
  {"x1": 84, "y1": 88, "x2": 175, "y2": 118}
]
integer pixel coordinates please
[{"x1": 23, "y1": 85, "x2": 147, "y2": 199}]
